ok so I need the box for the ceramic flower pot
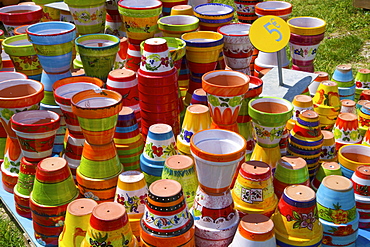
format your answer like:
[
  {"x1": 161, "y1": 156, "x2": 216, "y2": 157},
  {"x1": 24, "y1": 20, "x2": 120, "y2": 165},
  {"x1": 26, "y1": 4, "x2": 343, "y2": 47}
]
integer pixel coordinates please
[
  {"x1": 161, "y1": 0, "x2": 188, "y2": 16},
  {"x1": 58, "y1": 198, "x2": 98, "y2": 247},
  {"x1": 358, "y1": 101, "x2": 370, "y2": 133},
  {"x1": 105, "y1": 12, "x2": 125, "y2": 38},
  {"x1": 0, "y1": 78, "x2": 43, "y2": 193},
  {"x1": 229, "y1": 214, "x2": 276, "y2": 247},
  {"x1": 170, "y1": 5, "x2": 194, "y2": 16},
  {"x1": 202, "y1": 70, "x2": 249, "y2": 132},
  {"x1": 217, "y1": 23, "x2": 253, "y2": 74},
  {"x1": 272, "y1": 185, "x2": 323, "y2": 247},
  {"x1": 341, "y1": 99, "x2": 356, "y2": 114},
  {"x1": 81, "y1": 202, "x2": 138, "y2": 246},
  {"x1": 333, "y1": 113, "x2": 362, "y2": 150},
  {"x1": 248, "y1": 96, "x2": 293, "y2": 168},
  {"x1": 351, "y1": 165, "x2": 370, "y2": 229},
  {"x1": 194, "y1": 3, "x2": 234, "y2": 31},
  {"x1": 308, "y1": 71, "x2": 330, "y2": 96},
  {"x1": 234, "y1": 0, "x2": 263, "y2": 24},
  {"x1": 71, "y1": 89, "x2": 123, "y2": 145},
  {"x1": 107, "y1": 69, "x2": 139, "y2": 108},
  {"x1": 287, "y1": 94, "x2": 314, "y2": 130},
  {"x1": 125, "y1": 43, "x2": 141, "y2": 72},
  {"x1": 190, "y1": 128, "x2": 246, "y2": 194},
  {"x1": 64, "y1": 0, "x2": 106, "y2": 35},
  {"x1": 32, "y1": 0, "x2": 61, "y2": 22},
  {"x1": 255, "y1": 1, "x2": 292, "y2": 20},
  {"x1": 355, "y1": 68, "x2": 370, "y2": 101},
  {"x1": 118, "y1": 0, "x2": 163, "y2": 45},
  {"x1": 320, "y1": 130, "x2": 337, "y2": 163},
  {"x1": 311, "y1": 162, "x2": 342, "y2": 191},
  {"x1": 11, "y1": 110, "x2": 60, "y2": 162},
  {"x1": 338, "y1": 144, "x2": 370, "y2": 178},
  {"x1": 232, "y1": 161, "x2": 278, "y2": 218},
  {"x1": 75, "y1": 34, "x2": 120, "y2": 82},
  {"x1": 0, "y1": 4, "x2": 42, "y2": 36},
  {"x1": 287, "y1": 16, "x2": 326, "y2": 72},
  {"x1": 0, "y1": 71, "x2": 27, "y2": 81},
  {"x1": 2, "y1": 34, "x2": 42, "y2": 81},
  {"x1": 332, "y1": 64, "x2": 354, "y2": 87},
  {"x1": 158, "y1": 15, "x2": 199, "y2": 38}
]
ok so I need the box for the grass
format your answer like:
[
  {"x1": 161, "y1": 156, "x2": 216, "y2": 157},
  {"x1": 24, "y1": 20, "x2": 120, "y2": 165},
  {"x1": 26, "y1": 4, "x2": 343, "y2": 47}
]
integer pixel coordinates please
[
  {"x1": 0, "y1": 206, "x2": 26, "y2": 247},
  {"x1": 215, "y1": 0, "x2": 370, "y2": 74}
]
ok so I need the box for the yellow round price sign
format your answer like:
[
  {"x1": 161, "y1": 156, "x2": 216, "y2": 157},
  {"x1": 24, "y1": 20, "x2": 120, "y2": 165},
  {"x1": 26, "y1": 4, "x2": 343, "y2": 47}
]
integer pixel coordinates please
[{"x1": 249, "y1": 15, "x2": 290, "y2": 53}]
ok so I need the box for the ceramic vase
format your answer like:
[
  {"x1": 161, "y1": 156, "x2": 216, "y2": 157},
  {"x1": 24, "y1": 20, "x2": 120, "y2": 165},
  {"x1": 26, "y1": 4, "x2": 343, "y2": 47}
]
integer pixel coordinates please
[
  {"x1": 2, "y1": 34, "x2": 42, "y2": 81},
  {"x1": 118, "y1": 0, "x2": 163, "y2": 45},
  {"x1": 351, "y1": 165, "x2": 370, "y2": 229},
  {"x1": 312, "y1": 80, "x2": 341, "y2": 130},
  {"x1": 30, "y1": 157, "x2": 79, "y2": 246},
  {"x1": 193, "y1": 3, "x2": 234, "y2": 31},
  {"x1": 114, "y1": 107, "x2": 144, "y2": 171},
  {"x1": 338, "y1": 144, "x2": 370, "y2": 178},
  {"x1": 64, "y1": 0, "x2": 106, "y2": 35},
  {"x1": 355, "y1": 68, "x2": 370, "y2": 102},
  {"x1": 26, "y1": 21, "x2": 76, "y2": 105},
  {"x1": 202, "y1": 70, "x2": 250, "y2": 133},
  {"x1": 232, "y1": 161, "x2": 278, "y2": 218},
  {"x1": 287, "y1": 16, "x2": 326, "y2": 72},
  {"x1": 217, "y1": 23, "x2": 253, "y2": 75},
  {"x1": 140, "y1": 179, "x2": 195, "y2": 246},
  {"x1": 140, "y1": 124, "x2": 178, "y2": 186},
  {"x1": 181, "y1": 31, "x2": 224, "y2": 104},
  {"x1": 158, "y1": 15, "x2": 199, "y2": 38},
  {"x1": 317, "y1": 175, "x2": 359, "y2": 247},
  {"x1": 332, "y1": 113, "x2": 362, "y2": 150},
  {"x1": 0, "y1": 78, "x2": 44, "y2": 193},
  {"x1": 0, "y1": 4, "x2": 42, "y2": 36},
  {"x1": 75, "y1": 34, "x2": 120, "y2": 82},
  {"x1": 177, "y1": 104, "x2": 211, "y2": 156},
  {"x1": 234, "y1": 0, "x2": 263, "y2": 24},
  {"x1": 58, "y1": 198, "x2": 98, "y2": 247},
  {"x1": 81, "y1": 202, "x2": 138, "y2": 246},
  {"x1": 288, "y1": 110, "x2": 324, "y2": 177},
  {"x1": 11, "y1": 110, "x2": 60, "y2": 162},
  {"x1": 248, "y1": 96, "x2": 293, "y2": 169},
  {"x1": 229, "y1": 214, "x2": 276, "y2": 247},
  {"x1": 311, "y1": 162, "x2": 342, "y2": 192},
  {"x1": 272, "y1": 185, "x2": 323, "y2": 247},
  {"x1": 162, "y1": 155, "x2": 198, "y2": 208},
  {"x1": 114, "y1": 171, "x2": 148, "y2": 241}
]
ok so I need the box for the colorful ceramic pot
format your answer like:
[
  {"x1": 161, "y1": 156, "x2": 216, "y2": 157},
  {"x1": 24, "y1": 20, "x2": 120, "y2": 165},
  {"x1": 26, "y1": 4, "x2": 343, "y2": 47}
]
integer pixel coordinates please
[
  {"x1": 194, "y1": 3, "x2": 234, "y2": 31},
  {"x1": 75, "y1": 34, "x2": 120, "y2": 82},
  {"x1": 125, "y1": 43, "x2": 141, "y2": 72},
  {"x1": 332, "y1": 64, "x2": 354, "y2": 87},
  {"x1": 105, "y1": 12, "x2": 125, "y2": 38},
  {"x1": 255, "y1": 1, "x2": 292, "y2": 20},
  {"x1": 355, "y1": 68, "x2": 370, "y2": 102},
  {"x1": 170, "y1": 4, "x2": 194, "y2": 16},
  {"x1": 333, "y1": 113, "x2": 362, "y2": 150},
  {"x1": 287, "y1": 16, "x2": 326, "y2": 72},
  {"x1": 229, "y1": 214, "x2": 276, "y2": 247},
  {"x1": 0, "y1": 4, "x2": 42, "y2": 36},
  {"x1": 309, "y1": 71, "x2": 330, "y2": 96},
  {"x1": 114, "y1": 37, "x2": 129, "y2": 70},
  {"x1": 81, "y1": 202, "x2": 138, "y2": 246},
  {"x1": 64, "y1": 0, "x2": 106, "y2": 35},
  {"x1": 58, "y1": 198, "x2": 98, "y2": 247},
  {"x1": 11, "y1": 110, "x2": 60, "y2": 162},
  {"x1": 107, "y1": 69, "x2": 139, "y2": 108},
  {"x1": 118, "y1": 0, "x2": 163, "y2": 45},
  {"x1": 158, "y1": 15, "x2": 199, "y2": 38},
  {"x1": 272, "y1": 185, "x2": 323, "y2": 247},
  {"x1": 249, "y1": 96, "x2": 293, "y2": 168},
  {"x1": 232, "y1": 161, "x2": 278, "y2": 218},
  {"x1": 338, "y1": 144, "x2": 370, "y2": 178},
  {"x1": 341, "y1": 99, "x2": 357, "y2": 114},
  {"x1": 311, "y1": 162, "x2": 342, "y2": 192},
  {"x1": 234, "y1": 0, "x2": 263, "y2": 24},
  {"x1": 2, "y1": 34, "x2": 42, "y2": 81},
  {"x1": 351, "y1": 165, "x2": 370, "y2": 229},
  {"x1": 32, "y1": 0, "x2": 61, "y2": 22},
  {"x1": 190, "y1": 128, "x2": 246, "y2": 194},
  {"x1": 202, "y1": 70, "x2": 249, "y2": 132},
  {"x1": 287, "y1": 94, "x2": 314, "y2": 130},
  {"x1": 320, "y1": 130, "x2": 337, "y2": 163}
]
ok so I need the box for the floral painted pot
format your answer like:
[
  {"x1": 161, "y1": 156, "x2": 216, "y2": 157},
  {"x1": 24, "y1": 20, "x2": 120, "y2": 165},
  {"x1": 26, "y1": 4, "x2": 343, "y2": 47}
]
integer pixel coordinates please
[
  {"x1": 338, "y1": 144, "x2": 370, "y2": 178},
  {"x1": 272, "y1": 185, "x2": 323, "y2": 247},
  {"x1": 64, "y1": 0, "x2": 106, "y2": 35},
  {"x1": 255, "y1": 1, "x2": 292, "y2": 20},
  {"x1": 333, "y1": 113, "x2": 362, "y2": 149},
  {"x1": 194, "y1": 3, "x2": 234, "y2": 31},
  {"x1": 11, "y1": 110, "x2": 60, "y2": 162},
  {"x1": 320, "y1": 130, "x2": 337, "y2": 162},
  {"x1": 2, "y1": 34, "x2": 42, "y2": 81},
  {"x1": 81, "y1": 202, "x2": 138, "y2": 246},
  {"x1": 287, "y1": 94, "x2": 314, "y2": 130},
  {"x1": 229, "y1": 214, "x2": 276, "y2": 247},
  {"x1": 32, "y1": 0, "x2": 61, "y2": 22},
  {"x1": 118, "y1": 0, "x2": 162, "y2": 45},
  {"x1": 71, "y1": 89, "x2": 123, "y2": 145},
  {"x1": 190, "y1": 128, "x2": 246, "y2": 194},
  {"x1": 107, "y1": 69, "x2": 139, "y2": 108},
  {"x1": 0, "y1": 4, "x2": 42, "y2": 36},
  {"x1": 233, "y1": 0, "x2": 262, "y2": 24},
  {"x1": 158, "y1": 15, "x2": 199, "y2": 38},
  {"x1": 105, "y1": 12, "x2": 125, "y2": 38},
  {"x1": 75, "y1": 34, "x2": 120, "y2": 82},
  {"x1": 202, "y1": 70, "x2": 250, "y2": 132},
  {"x1": 58, "y1": 198, "x2": 98, "y2": 247},
  {"x1": 351, "y1": 165, "x2": 370, "y2": 229}
]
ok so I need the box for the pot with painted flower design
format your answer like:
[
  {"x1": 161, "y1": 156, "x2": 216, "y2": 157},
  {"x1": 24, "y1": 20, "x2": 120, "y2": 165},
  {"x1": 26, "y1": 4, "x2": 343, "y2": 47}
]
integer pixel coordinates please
[{"x1": 332, "y1": 113, "x2": 362, "y2": 150}]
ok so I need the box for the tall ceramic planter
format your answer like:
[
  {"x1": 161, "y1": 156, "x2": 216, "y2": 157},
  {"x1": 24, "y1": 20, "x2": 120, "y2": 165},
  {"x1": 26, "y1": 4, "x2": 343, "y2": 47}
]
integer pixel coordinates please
[
  {"x1": 26, "y1": 21, "x2": 76, "y2": 105},
  {"x1": 118, "y1": 0, "x2": 163, "y2": 45},
  {"x1": 0, "y1": 78, "x2": 44, "y2": 193},
  {"x1": 202, "y1": 70, "x2": 250, "y2": 133},
  {"x1": 75, "y1": 34, "x2": 120, "y2": 82},
  {"x1": 248, "y1": 96, "x2": 293, "y2": 169},
  {"x1": 287, "y1": 16, "x2": 326, "y2": 72},
  {"x1": 64, "y1": 0, "x2": 106, "y2": 35},
  {"x1": 2, "y1": 34, "x2": 42, "y2": 81}
]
